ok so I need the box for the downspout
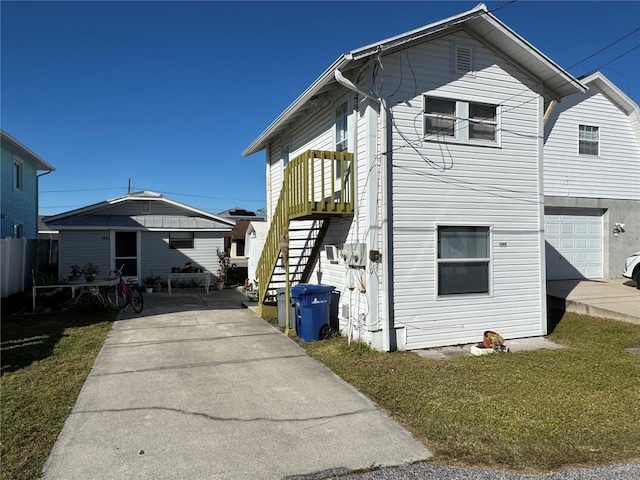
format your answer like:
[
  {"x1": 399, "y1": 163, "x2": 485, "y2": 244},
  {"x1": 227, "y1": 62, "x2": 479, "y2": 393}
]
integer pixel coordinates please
[
  {"x1": 36, "y1": 170, "x2": 53, "y2": 221},
  {"x1": 36, "y1": 169, "x2": 53, "y2": 244},
  {"x1": 335, "y1": 68, "x2": 395, "y2": 352}
]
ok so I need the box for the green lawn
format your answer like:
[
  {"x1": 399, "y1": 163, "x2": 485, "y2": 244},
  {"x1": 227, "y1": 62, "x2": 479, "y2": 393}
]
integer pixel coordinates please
[
  {"x1": 1, "y1": 309, "x2": 116, "y2": 480},
  {"x1": 302, "y1": 311, "x2": 640, "y2": 473}
]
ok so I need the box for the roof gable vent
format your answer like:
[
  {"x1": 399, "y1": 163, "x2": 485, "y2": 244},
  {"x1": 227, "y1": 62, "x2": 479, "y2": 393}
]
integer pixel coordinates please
[{"x1": 454, "y1": 44, "x2": 474, "y2": 73}]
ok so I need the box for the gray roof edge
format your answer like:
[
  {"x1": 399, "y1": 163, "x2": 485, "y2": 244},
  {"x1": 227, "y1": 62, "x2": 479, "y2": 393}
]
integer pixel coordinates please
[
  {"x1": 580, "y1": 71, "x2": 640, "y2": 115},
  {"x1": 0, "y1": 130, "x2": 56, "y2": 171},
  {"x1": 348, "y1": 3, "x2": 488, "y2": 60}
]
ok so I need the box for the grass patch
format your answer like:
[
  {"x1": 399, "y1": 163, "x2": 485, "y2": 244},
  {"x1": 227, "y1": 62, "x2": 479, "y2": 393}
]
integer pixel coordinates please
[
  {"x1": 1, "y1": 310, "x2": 116, "y2": 480},
  {"x1": 302, "y1": 311, "x2": 640, "y2": 473}
]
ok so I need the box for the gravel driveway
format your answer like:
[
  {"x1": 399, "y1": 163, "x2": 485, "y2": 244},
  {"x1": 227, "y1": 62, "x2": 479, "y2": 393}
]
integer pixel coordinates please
[{"x1": 313, "y1": 462, "x2": 640, "y2": 480}]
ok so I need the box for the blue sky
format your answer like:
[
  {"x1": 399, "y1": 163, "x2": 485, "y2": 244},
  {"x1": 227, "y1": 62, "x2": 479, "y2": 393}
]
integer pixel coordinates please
[{"x1": 2, "y1": 1, "x2": 639, "y2": 216}]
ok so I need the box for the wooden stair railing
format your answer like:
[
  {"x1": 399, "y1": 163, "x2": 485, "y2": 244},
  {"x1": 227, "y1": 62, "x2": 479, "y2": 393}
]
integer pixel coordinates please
[{"x1": 255, "y1": 150, "x2": 353, "y2": 312}]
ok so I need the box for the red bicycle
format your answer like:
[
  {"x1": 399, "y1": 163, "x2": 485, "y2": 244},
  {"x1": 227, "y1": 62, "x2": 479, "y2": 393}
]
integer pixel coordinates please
[{"x1": 105, "y1": 265, "x2": 144, "y2": 313}]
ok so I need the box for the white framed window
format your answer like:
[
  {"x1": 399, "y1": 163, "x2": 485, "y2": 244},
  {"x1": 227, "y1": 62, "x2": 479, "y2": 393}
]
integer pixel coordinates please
[
  {"x1": 334, "y1": 101, "x2": 348, "y2": 152},
  {"x1": 141, "y1": 201, "x2": 151, "y2": 214},
  {"x1": 169, "y1": 231, "x2": 194, "y2": 249},
  {"x1": 281, "y1": 144, "x2": 290, "y2": 167},
  {"x1": 13, "y1": 222, "x2": 24, "y2": 238},
  {"x1": 13, "y1": 157, "x2": 24, "y2": 191},
  {"x1": 469, "y1": 103, "x2": 497, "y2": 141},
  {"x1": 437, "y1": 226, "x2": 491, "y2": 296},
  {"x1": 424, "y1": 96, "x2": 498, "y2": 145},
  {"x1": 424, "y1": 98, "x2": 456, "y2": 137},
  {"x1": 578, "y1": 125, "x2": 599, "y2": 156}
]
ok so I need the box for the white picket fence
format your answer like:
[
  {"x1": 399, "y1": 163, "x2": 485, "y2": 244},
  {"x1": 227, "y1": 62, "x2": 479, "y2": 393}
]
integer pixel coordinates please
[{"x1": 0, "y1": 238, "x2": 37, "y2": 298}]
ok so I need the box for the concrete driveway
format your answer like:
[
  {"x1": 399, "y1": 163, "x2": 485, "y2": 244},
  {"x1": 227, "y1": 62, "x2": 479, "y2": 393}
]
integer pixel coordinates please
[
  {"x1": 42, "y1": 289, "x2": 430, "y2": 480},
  {"x1": 547, "y1": 278, "x2": 640, "y2": 325}
]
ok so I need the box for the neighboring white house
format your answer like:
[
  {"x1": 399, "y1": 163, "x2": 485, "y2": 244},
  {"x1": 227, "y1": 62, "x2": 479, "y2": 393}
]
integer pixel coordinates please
[
  {"x1": 245, "y1": 221, "x2": 269, "y2": 287},
  {"x1": 43, "y1": 191, "x2": 234, "y2": 284},
  {"x1": 544, "y1": 71, "x2": 640, "y2": 280},
  {"x1": 243, "y1": 3, "x2": 585, "y2": 351}
]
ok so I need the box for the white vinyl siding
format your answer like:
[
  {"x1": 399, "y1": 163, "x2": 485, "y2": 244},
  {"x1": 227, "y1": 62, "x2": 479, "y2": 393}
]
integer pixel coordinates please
[
  {"x1": 387, "y1": 32, "x2": 544, "y2": 349},
  {"x1": 57, "y1": 230, "x2": 112, "y2": 281},
  {"x1": 140, "y1": 231, "x2": 223, "y2": 282},
  {"x1": 544, "y1": 91, "x2": 640, "y2": 200}
]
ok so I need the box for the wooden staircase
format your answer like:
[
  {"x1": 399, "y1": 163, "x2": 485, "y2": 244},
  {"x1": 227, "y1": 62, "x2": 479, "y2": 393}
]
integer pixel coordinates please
[{"x1": 255, "y1": 150, "x2": 354, "y2": 313}]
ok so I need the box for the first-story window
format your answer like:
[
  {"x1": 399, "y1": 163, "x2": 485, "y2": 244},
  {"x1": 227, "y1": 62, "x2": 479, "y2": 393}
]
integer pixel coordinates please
[
  {"x1": 13, "y1": 223, "x2": 24, "y2": 238},
  {"x1": 438, "y1": 226, "x2": 490, "y2": 295},
  {"x1": 169, "y1": 231, "x2": 194, "y2": 249}
]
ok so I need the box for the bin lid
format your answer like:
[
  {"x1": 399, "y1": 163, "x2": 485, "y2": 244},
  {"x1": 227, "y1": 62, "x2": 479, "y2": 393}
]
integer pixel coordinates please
[{"x1": 291, "y1": 283, "x2": 336, "y2": 298}]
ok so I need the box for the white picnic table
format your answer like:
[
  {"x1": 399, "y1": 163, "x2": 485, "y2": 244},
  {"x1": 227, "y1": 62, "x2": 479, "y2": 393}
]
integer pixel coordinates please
[
  {"x1": 32, "y1": 279, "x2": 116, "y2": 312},
  {"x1": 167, "y1": 271, "x2": 212, "y2": 294}
]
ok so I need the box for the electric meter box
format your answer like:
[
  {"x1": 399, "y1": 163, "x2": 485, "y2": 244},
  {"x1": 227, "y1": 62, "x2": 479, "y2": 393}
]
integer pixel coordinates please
[{"x1": 344, "y1": 243, "x2": 366, "y2": 267}]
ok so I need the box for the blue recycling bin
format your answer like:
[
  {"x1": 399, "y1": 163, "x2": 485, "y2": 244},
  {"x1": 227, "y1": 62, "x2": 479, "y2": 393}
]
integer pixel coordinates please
[{"x1": 291, "y1": 283, "x2": 335, "y2": 342}]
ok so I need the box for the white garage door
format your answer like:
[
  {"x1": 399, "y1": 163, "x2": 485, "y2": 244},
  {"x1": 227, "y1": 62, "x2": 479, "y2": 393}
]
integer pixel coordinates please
[{"x1": 545, "y1": 208, "x2": 602, "y2": 280}]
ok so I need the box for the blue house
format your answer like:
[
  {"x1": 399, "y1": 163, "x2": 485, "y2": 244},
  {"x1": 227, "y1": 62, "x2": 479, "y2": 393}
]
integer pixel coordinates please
[{"x1": 1, "y1": 130, "x2": 55, "y2": 239}]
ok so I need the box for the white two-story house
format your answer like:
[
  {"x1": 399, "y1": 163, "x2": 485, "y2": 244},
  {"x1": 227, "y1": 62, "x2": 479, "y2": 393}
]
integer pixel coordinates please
[
  {"x1": 243, "y1": 3, "x2": 585, "y2": 351},
  {"x1": 544, "y1": 71, "x2": 640, "y2": 280}
]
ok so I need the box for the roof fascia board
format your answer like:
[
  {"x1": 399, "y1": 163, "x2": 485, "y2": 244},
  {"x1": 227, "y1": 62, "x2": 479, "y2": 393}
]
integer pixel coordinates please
[
  {"x1": 581, "y1": 72, "x2": 640, "y2": 115},
  {"x1": 0, "y1": 130, "x2": 56, "y2": 171},
  {"x1": 43, "y1": 201, "x2": 111, "y2": 223},
  {"x1": 348, "y1": 4, "x2": 487, "y2": 61}
]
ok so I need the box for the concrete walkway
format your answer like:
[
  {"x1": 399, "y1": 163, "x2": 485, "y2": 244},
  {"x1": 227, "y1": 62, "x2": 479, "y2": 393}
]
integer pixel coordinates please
[
  {"x1": 547, "y1": 278, "x2": 640, "y2": 325},
  {"x1": 42, "y1": 289, "x2": 430, "y2": 480}
]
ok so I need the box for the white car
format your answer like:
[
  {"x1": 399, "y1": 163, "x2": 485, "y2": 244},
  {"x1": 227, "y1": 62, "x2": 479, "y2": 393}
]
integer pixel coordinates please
[{"x1": 622, "y1": 250, "x2": 640, "y2": 288}]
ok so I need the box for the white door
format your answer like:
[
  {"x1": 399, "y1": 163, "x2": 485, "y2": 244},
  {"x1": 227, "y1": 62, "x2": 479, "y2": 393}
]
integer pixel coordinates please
[{"x1": 545, "y1": 208, "x2": 603, "y2": 280}]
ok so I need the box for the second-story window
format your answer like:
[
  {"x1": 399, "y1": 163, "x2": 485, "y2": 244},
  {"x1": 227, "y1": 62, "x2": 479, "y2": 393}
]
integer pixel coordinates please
[
  {"x1": 424, "y1": 96, "x2": 499, "y2": 145},
  {"x1": 578, "y1": 125, "x2": 599, "y2": 155},
  {"x1": 469, "y1": 103, "x2": 497, "y2": 141},
  {"x1": 13, "y1": 157, "x2": 24, "y2": 191},
  {"x1": 335, "y1": 102, "x2": 348, "y2": 152},
  {"x1": 424, "y1": 98, "x2": 456, "y2": 137}
]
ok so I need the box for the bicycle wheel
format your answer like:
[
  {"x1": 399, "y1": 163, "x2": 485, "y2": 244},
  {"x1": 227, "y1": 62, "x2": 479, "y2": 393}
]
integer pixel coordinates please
[
  {"x1": 130, "y1": 288, "x2": 144, "y2": 313},
  {"x1": 105, "y1": 286, "x2": 119, "y2": 309}
]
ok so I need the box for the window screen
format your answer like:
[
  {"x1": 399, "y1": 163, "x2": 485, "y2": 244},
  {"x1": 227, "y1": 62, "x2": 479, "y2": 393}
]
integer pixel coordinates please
[{"x1": 438, "y1": 226, "x2": 490, "y2": 295}]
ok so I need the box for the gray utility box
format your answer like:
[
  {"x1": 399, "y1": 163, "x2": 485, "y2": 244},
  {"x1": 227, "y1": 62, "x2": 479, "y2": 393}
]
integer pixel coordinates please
[{"x1": 276, "y1": 288, "x2": 296, "y2": 328}]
